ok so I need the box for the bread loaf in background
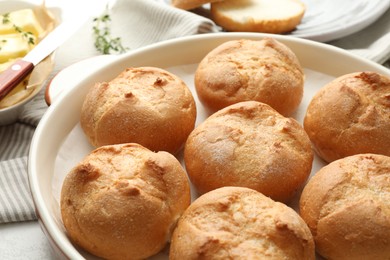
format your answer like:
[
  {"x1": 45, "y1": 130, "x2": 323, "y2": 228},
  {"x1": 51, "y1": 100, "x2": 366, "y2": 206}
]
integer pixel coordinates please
[
  {"x1": 184, "y1": 101, "x2": 313, "y2": 203},
  {"x1": 304, "y1": 71, "x2": 390, "y2": 163},
  {"x1": 80, "y1": 66, "x2": 196, "y2": 154},
  {"x1": 60, "y1": 143, "x2": 191, "y2": 259},
  {"x1": 299, "y1": 153, "x2": 390, "y2": 259},
  {"x1": 170, "y1": 186, "x2": 315, "y2": 259},
  {"x1": 172, "y1": 0, "x2": 221, "y2": 10},
  {"x1": 171, "y1": 0, "x2": 305, "y2": 34},
  {"x1": 211, "y1": 0, "x2": 305, "y2": 33},
  {"x1": 195, "y1": 38, "x2": 304, "y2": 116}
]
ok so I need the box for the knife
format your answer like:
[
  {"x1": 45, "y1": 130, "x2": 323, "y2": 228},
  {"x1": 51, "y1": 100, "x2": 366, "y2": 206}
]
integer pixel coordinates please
[{"x1": 0, "y1": 15, "x2": 87, "y2": 101}]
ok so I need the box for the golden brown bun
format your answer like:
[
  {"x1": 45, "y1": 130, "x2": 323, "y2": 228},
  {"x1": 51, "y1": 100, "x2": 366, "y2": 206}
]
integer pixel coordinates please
[
  {"x1": 184, "y1": 101, "x2": 313, "y2": 202},
  {"x1": 210, "y1": 0, "x2": 305, "y2": 33},
  {"x1": 170, "y1": 186, "x2": 315, "y2": 260},
  {"x1": 80, "y1": 66, "x2": 196, "y2": 154},
  {"x1": 304, "y1": 71, "x2": 390, "y2": 163},
  {"x1": 172, "y1": 0, "x2": 221, "y2": 10},
  {"x1": 195, "y1": 38, "x2": 304, "y2": 116},
  {"x1": 299, "y1": 154, "x2": 390, "y2": 260},
  {"x1": 60, "y1": 143, "x2": 191, "y2": 260}
]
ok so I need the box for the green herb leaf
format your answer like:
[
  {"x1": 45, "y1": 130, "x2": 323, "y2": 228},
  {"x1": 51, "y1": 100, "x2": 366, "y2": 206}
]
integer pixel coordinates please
[
  {"x1": 2, "y1": 13, "x2": 10, "y2": 24},
  {"x1": 1, "y1": 13, "x2": 35, "y2": 46},
  {"x1": 92, "y1": 9, "x2": 128, "y2": 55}
]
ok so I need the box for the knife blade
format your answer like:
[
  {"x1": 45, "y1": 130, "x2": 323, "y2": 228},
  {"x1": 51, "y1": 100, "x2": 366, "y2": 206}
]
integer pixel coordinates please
[{"x1": 0, "y1": 15, "x2": 87, "y2": 101}]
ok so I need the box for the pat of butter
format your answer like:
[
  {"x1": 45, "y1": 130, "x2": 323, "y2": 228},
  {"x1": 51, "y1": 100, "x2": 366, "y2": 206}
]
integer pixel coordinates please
[
  {"x1": 0, "y1": 9, "x2": 44, "y2": 37},
  {"x1": 0, "y1": 34, "x2": 34, "y2": 64}
]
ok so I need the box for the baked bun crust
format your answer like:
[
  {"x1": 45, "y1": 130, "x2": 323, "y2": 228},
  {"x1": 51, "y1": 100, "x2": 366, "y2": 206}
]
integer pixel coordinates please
[
  {"x1": 172, "y1": 0, "x2": 221, "y2": 10},
  {"x1": 211, "y1": 0, "x2": 305, "y2": 34},
  {"x1": 184, "y1": 101, "x2": 313, "y2": 202},
  {"x1": 195, "y1": 38, "x2": 304, "y2": 116},
  {"x1": 170, "y1": 186, "x2": 315, "y2": 259},
  {"x1": 299, "y1": 154, "x2": 390, "y2": 259},
  {"x1": 60, "y1": 143, "x2": 191, "y2": 260},
  {"x1": 80, "y1": 66, "x2": 196, "y2": 154},
  {"x1": 304, "y1": 71, "x2": 390, "y2": 163}
]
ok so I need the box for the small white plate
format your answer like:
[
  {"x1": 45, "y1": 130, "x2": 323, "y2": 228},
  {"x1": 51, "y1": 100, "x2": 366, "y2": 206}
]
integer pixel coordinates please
[
  {"x1": 293, "y1": 0, "x2": 390, "y2": 42},
  {"x1": 29, "y1": 32, "x2": 390, "y2": 259},
  {"x1": 163, "y1": 0, "x2": 390, "y2": 42}
]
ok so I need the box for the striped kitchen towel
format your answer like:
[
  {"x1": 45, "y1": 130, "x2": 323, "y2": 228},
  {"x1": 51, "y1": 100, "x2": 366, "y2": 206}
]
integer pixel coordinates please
[{"x1": 0, "y1": 91, "x2": 47, "y2": 223}]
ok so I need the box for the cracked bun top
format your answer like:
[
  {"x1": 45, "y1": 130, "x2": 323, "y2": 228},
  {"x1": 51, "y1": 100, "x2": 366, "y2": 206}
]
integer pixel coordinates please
[
  {"x1": 80, "y1": 66, "x2": 196, "y2": 154},
  {"x1": 60, "y1": 143, "x2": 191, "y2": 259},
  {"x1": 194, "y1": 38, "x2": 304, "y2": 116},
  {"x1": 170, "y1": 186, "x2": 315, "y2": 260},
  {"x1": 184, "y1": 101, "x2": 313, "y2": 202},
  {"x1": 304, "y1": 71, "x2": 390, "y2": 163},
  {"x1": 299, "y1": 153, "x2": 390, "y2": 259}
]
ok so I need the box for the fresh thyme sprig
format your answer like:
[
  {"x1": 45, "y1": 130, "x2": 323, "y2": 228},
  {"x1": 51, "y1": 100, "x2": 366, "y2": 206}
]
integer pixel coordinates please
[
  {"x1": 13, "y1": 25, "x2": 35, "y2": 45},
  {"x1": 2, "y1": 13, "x2": 10, "y2": 24},
  {"x1": 92, "y1": 11, "x2": 128, "y2": 55},
  {"x1": 1, "y1": 13, "x2": 35, "y2": 46},
  {"x1": 0, "y1": 39, "x2": 6, "y2": 51}
]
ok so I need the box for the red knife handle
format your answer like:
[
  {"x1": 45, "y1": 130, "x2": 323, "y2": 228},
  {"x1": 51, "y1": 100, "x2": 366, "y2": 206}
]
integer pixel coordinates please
[{"x1": 0, "y1": 60, "x2": 34, "y2": 101}]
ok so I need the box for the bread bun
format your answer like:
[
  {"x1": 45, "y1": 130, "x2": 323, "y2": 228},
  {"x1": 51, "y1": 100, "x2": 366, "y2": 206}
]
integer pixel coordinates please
[
  {"x1": 210, "y1": 0, "x2": 305, "y2": 33},
  {"x1": 170, "y1": 186, "x2": 315, "y2": 259},
  {"x1": 194, "y1": 38, "x2": 304, "y2": 116},
  {"x1": 172, "y1": 0, "x2": 221, "y2": 10},
  {"x1": 184, "y1": 101, "x2": 313, "y2": 202},
  {"x1": 304, "y1": 71, "x2": 390, "y2": 163},
  {"x1": 60, "y1": 143, "x2": 191, "y2": 259},
  {"x1": 80, "y1": 66, "x2": 196, "y2": 154},
  {"x1": 299, "y1": 153, "x2": 390, "y2": 260}
]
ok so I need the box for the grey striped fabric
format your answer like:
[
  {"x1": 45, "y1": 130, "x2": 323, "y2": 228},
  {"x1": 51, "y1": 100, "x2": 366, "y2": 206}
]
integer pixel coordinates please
[
  {"x1": 0, "y1": 158, "x2": 36, "y2": 222},
  {"x1": 0, "y1": 91, "x2": 46, "y2": 223}
]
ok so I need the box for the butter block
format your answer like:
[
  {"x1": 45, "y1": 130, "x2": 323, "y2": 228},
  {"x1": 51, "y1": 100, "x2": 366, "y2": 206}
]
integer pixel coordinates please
[
  {"x1": 0, "y1": 9, "x2": 44, "y2": 38},
  {"x1": 0, "y1": 34, "x2": 34, "y2": 63}
]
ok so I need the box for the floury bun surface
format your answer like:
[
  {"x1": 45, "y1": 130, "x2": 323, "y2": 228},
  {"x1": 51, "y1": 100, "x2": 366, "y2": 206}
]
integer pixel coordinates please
[
  {"x1": 171, "y1": 0, "x2": 305, "y2": 34},
  {"x1": 60, "y1": 143, "x2": 191, "y2": 260},
  {"x1": 80, "y1": 66, "x2": 196, "y2": 154},
  {"x1": 300, "y1": 154, "x2": 390, "y2": 260},
  {"x1": 194, "y1": 38, "x2": 304, "y2": 116},
  {"x1": 211, "y1": 0, "x2": 306, "y2": 34},
  {"x1": 304, "y1": 71, "x2": 390, "y2": 163},
  {"x1": 184, "y1": 101, "x2": 313, "y2": 203},
  {"x1": 170, "y1": 186, "x2": 315, "y2": 260}
]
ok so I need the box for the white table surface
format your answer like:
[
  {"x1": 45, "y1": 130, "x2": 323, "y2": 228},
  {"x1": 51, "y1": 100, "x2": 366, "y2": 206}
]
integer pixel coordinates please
[{"x1": 0, "y1": 221, "x2": 56, "y2": 259}]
